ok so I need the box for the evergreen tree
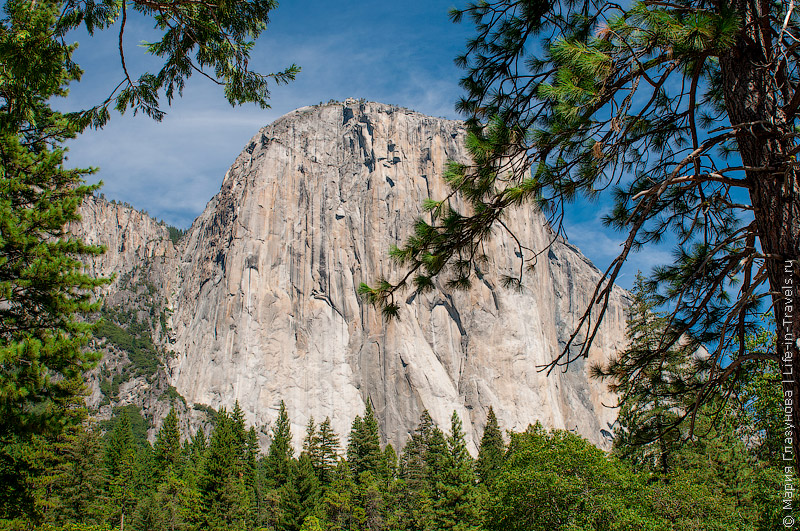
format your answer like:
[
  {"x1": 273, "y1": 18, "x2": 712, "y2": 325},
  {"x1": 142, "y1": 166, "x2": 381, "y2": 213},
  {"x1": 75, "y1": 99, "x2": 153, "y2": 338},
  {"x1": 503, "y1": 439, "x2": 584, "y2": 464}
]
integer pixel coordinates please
[
  {"x1": 361, "y1": 0, "x2": 800, "y2": 473},
  {"x1": 399, "y1": 434, "x2": 425, "y2": 491},
  {"x1": 431, "y1": 412, "x2": 480, "y2": 531},
  {"x1": 264, "y1": 401, "x2": 293, "y2": 488},
  {"x1": 1, "y1": 0, "x2": 298, "y2": 444},
  {"x1": 245, "y1": 425, "x2": 260, "y2": 523},
  {"x1": 594, "y1": 274, "x2": 702, "y2": 474},
  {"x1": 189, "y1": 427, "x2": 207, "y2": 461},
  {"x1": 475, "y1": 407, "x2": 504, "y2": 486},
  {"x1": 0, "y1": 0, "x2": 107, "y2": 444},
  {"x1": 153, "y1": 408, "x2": 182, "y2": 476},
  {"x1": 200, "y1": 408, "x2": 251, "y2": 530},
  {"x1": 37, "y1": 422, "x2": 106, "y2": 526},
  {"x1": 1, "y1": 0, "x2": 297, "y2": 518},
  {"x1": 180, "y1": 428, "x2": 206, "y2": 530},
  {"x1": 256, "y1": 487, "x2": 283, "y2": 531},
  {"x1": 384, "y1": 475, "x2": 423, "y2": 531},
  {"x1": 149, "y1": 472, "x2": 195, "y2": 531},
  {"x1": 300, "y1": 515, "x2": 324, "y2": 531},
  {"x1": 135, "y1": 440, "x2": 158, "y2": 496},
  {"x1": 0, "y1": 383, "x2": 89, "y2": 520},
  {"x1": 231, "y1": 401, "x2": 248, "y2": 450},
  {"x1": 444, "y1": 412, "x2": 472, "y2": 479},
  {"x1": 422, "y1": 418, "x2": 447, "y2": 483},
  {"x1": 295, "y1": 452, "x2": 322, "y2": 526},
  {"x1": 303, "y1": 417, "x2": 318, "y2": 454},
  {"x1": 396, "y1": 410, "x2": 448, "y2": 530},
  {"x1": 347, "y1": 402, "x2": 383, "y2": 480},
  {"x1": 214, "y1": 473, "x2": 252, "y2": 531},
  {"x1": 104, "y1": 414, "x2": 137, "y2": 530},
  {"x1": 347, "y1": 416, "x2": 363, "y2": 467},
  {"x1": 316, "y1": 417, "x2": 340, "y2": 485},
  {"x1": 275, "y1": 461, "x2": 303, "y2": 531},
  {"x1": 321, "y1": 460, "x2": 358, "y2": 531},
  {"x1": 382, "y1": 444, "x2": 398, "y2": 483},
  {"x1": 400, "y1": 410, "x2": 446, "y2": 490},
  {"x1": 598, "y1": 295, "x2": 784, "y2": 528},
  {"x1": 303, "y1": 417, "x2": 321, "y2": 473},
  {"x1": 357, "y1": 472, "x2": 385, "y2": 531}
]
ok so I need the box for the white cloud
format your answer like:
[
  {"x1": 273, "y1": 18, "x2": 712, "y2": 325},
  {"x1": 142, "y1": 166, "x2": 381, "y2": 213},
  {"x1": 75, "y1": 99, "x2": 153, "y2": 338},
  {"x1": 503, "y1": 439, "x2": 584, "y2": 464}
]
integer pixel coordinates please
[{"x1": 62, "y1": 1, "x2": 470, "y2": 229}]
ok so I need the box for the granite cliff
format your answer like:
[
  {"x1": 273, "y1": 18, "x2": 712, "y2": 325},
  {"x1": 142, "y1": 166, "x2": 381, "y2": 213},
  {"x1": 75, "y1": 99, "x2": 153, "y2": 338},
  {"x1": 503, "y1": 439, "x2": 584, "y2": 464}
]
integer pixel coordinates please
[{"x1": 77, "y1": 100, "x2": 629, "y2": 452}]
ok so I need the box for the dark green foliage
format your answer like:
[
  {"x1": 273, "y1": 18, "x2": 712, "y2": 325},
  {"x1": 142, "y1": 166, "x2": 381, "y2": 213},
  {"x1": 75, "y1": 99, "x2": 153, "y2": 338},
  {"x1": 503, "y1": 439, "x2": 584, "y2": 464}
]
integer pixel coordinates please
[
  {"x1": 0, "y1": 436, "x2": 45, "y2": 521},
  {"x1": 134, "y1": 472, "x2": 193, "y2": 531},
  {"x1": 0, "y1": 415, "x2": 110, "y2": 526},
  {"x1": 132, "y1": 443, "x2": 158, "y2": 508},
  {"x1": 166, "y1": 226, "x2": 186, "y2": 245},
  {"x1": 40, "y1": 425, "x2": 107, "y2": 526},
  {"x1": 189, "y1": 427, "x2": 207, "y2": 457},
  {"x1": 192, "y1": 403, "x2": 218, "y2": 422},
  {"x1": 355, "y1": 471, "x2": 385, "y2": 531},
  {"x1": 231, "y1": 402, "x2": 248, "y2": 449},
  {"x1": 264, "y1": 401, "x2": 293, "y2": 488},
  {"x1": 56, "y1": 0, "x2": 298, "y2": 126},
  {"x1": 1, "y1": 0, "x2": 297, "y2": 525},
  {"x1": 594, "y1": 281, "x2": 787, "y2": 528},
  {"x1": 244, "y1": 426, "x2": 259, "y2": 504},
  {"x1": 316, "y1": 417, "x2": 341, "y2": 485},
  {"x1": 104, "y1": 415, "x2": 134, "y2": 479},
  {"x1": 733, "y1": 329, "x2": 784, "y2": 467},
  {"x1": 320, "y1": 460, "x2": 358, "y2": 530},
  {"x1": 101, "y1": 405, "x2": 149, "y2": 447},
  {"x1": 2, "y1": 399, "x2": 784, "y2": 530},
  {"x1": 670, "y1": 416, "x2": 779, "y2": 530},
  {"x1": 347, "y1": 402, "x2": 382, "y2": 479},
  {"x1": 430, "y1": 411, "x2": 480, "y2": 531},
  {"x1": 274, "y1": 467, "x2": 302, "y2": 531},
  {"x1": 199, "y1": 407, "x2": 252, "y2": 530},
  {"x1": 475, "y1": 407, "x2": 504, "y2": 485},
  {"x1": 153, "y1": 408, "x2": 181, "y2": 475},
  {"x1": 393, "y1": 410, "x2": 449, "y2": 530},
  {"x1": 382, "y1": 444, "x2": 398, "y2": 482},
  {"x1": 593, "y1": 274, "x2": 696, "y2": 474},
  {"x1": 159, "y1": 385, "x2": 186, "y2": 405},
  {"x1": 0, "y1": 383, "x2": 88, "y2": 521},
  {"x1": 1, "y1": 0, "x2": 297, "y2": 505},
  {"x1": 400, "y1": 410, "x2": 447, "y2": 489},
  {"x1": 444, "y1": 411, "x2": 473, "y2": 481},
  {"x1": 0, "y1": 0, "x2": 108, "y2": 441},
  {"x1": 300, "y1": 515, "x2": 324, "y2": 531},
  {"x1": 104, "y1": 415, "x2": 137, "y2": 529},
  {"x1": 303, "y1": 417, "x2": 320, "y2": 470},
  {"x1": 295, "y1": 452, "x2": 321, "y2": 527},
  {"x1": 482, "y1": 423, "x2": 741, "y2": 531},
  {"x1": 94, "y1": 313, "x2": 161, "y2": 384}
]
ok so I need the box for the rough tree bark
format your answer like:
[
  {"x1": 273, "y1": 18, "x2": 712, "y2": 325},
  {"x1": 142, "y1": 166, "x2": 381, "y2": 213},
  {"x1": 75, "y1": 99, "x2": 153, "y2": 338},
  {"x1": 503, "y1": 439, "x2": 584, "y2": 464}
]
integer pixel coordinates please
[{"x1": 720, "y1": 0, "x2": 800, "y2": 475}]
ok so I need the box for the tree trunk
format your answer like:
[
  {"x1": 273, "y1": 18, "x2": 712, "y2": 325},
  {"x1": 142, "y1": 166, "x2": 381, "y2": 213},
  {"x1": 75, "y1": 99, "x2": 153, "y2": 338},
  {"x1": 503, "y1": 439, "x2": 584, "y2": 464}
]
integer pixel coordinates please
[{"x1": 719, "y1": 0, "x2": 800, "y2": 475}]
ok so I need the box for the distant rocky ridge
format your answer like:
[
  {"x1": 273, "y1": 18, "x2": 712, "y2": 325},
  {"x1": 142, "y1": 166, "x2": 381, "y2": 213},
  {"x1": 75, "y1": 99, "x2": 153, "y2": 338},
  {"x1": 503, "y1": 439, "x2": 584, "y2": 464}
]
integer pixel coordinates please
[{"x1": 75, "y1": 100, "x2": 629, "y2": 453}]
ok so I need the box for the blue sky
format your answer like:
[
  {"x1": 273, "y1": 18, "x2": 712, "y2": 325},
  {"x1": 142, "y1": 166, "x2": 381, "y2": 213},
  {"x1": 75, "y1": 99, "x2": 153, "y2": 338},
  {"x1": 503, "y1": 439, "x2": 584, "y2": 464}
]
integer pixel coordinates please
[{"x1": 60, "y1": 0, "x2": 669, "y2": 289}]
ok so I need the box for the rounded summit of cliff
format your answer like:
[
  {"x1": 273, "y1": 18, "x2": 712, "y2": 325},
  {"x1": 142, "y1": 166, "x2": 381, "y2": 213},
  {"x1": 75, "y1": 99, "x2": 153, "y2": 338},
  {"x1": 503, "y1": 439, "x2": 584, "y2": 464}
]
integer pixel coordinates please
[{"x1": 79, "y1": 101, "x2": 628, "y2": 454}]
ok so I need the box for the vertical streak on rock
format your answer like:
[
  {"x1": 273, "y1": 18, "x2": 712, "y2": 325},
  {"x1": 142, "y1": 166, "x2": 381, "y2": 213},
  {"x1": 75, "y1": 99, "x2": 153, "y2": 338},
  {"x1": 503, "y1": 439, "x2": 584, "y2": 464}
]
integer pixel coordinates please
[{"x1": 80, "y1": 101, "x2": 629, "y2": 455}]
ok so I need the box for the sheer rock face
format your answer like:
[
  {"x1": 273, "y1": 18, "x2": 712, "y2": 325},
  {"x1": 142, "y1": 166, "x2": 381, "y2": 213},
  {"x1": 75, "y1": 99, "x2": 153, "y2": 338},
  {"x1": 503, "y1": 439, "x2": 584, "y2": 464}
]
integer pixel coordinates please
[
  {"x1": 81, "y1": 101, "x2": 628, "y2": 453},
  {"x1": 76, "y1": 198, "x2": 176, "y2": 290}
]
